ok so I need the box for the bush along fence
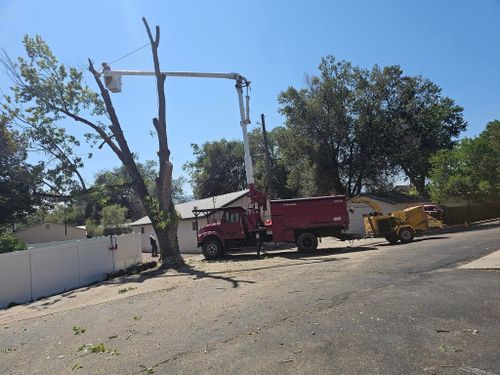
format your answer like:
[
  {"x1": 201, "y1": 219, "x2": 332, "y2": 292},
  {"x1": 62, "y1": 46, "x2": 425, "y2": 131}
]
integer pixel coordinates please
[
  {"x1": 0, "y1": 232, "x2": 142, "y2": 309},
  {"x1": 443, "y1": 202, "x2": 500, "y2": 226}
]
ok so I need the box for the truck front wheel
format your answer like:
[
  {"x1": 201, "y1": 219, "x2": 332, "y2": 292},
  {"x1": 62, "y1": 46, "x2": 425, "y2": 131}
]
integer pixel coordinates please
[
  {"x1": 297, "y1": 232, "x2": 318, "y2": 253},
  {"x1": 202, "y1": 239, "x2": 222, "y2": 260}
]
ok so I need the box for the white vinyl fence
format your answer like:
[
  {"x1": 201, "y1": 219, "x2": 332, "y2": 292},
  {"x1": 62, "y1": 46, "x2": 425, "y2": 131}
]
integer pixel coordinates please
[{"x1": 0, "y1": 232, "x2": 142, "y2": 309}]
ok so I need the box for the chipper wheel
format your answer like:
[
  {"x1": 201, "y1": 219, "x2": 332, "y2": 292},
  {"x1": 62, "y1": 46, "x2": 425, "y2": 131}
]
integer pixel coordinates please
[
  {"x1": 297, "y1": 232, "x2": 318, "y2": 253},
  {"x1": 202, "y1": 239, "x2": 223, "y2": 260},
  {"x1": 398, "y1": 227, "x2": 415, "y2": 244}
]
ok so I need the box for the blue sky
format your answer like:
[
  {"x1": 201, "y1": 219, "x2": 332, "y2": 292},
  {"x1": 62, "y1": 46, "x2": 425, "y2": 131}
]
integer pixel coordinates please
[{"x1": 1, "y1": 0, "x2": 499, "y2": 194}]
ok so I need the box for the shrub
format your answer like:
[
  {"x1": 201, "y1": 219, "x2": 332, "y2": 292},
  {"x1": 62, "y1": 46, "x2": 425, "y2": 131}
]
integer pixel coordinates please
[
  {"x1": 0, "y1": 232, "x2": 26, "y2": 253},
  {"x1": 85, "y1": 219, "x2": 103, "y2": 238}
]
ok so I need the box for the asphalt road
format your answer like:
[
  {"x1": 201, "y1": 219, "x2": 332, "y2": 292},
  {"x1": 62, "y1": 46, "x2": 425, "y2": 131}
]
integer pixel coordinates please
[{"x1": 1, "y1": 225, "x2": 499, "y2": 375}]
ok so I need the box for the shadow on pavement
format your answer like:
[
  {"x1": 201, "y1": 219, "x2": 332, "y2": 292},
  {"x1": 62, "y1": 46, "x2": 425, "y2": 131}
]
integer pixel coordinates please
[
  {"x1": 173, "y1": 264, "x2": 257, "y2": 288},
  {"x1": 378, "y1": 236, "x2": 449, "y2": 247},
  {"x1": 16, "y1": 244, "x2": 383, "y2": 311},
  {"x1": 223, "y1": 245, "x2": 378, "y2": 262}
]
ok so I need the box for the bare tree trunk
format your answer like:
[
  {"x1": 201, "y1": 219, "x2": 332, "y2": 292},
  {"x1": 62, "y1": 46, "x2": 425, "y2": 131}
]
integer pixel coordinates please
[
  {"x1": 142, "y1": 17, "x2": 182, "y2": 266},
  {"x1": 87, "y1": 18, "x2": 182, "y2": 267}
]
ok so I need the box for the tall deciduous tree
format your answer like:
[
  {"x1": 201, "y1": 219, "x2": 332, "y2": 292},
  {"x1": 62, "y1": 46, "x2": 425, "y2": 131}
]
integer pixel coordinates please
[
  {"x1": 1, "y1": 19, "x2": 182, "y2": 265},
  {"x1": 279, "y1": 57, "x2": 396, "y2": 196},
  {"x1": 0, "y1": 114, "x2": 43, "y2": 226},
  {"x1": 278, "y1": 56, "x2": 466, "y2": 197},
  {"x1": 429, "y1": 120, "x2": 500, "y2": 203},
  {"x1": 248, "y1": 127, "x2": 300, "y2": 199},
  {"x1": 183, "y1": 139, "x2": 247, "y2": 199},
  {"x1": 386, "y1": 74, "x2": 467, "y2": 195}
]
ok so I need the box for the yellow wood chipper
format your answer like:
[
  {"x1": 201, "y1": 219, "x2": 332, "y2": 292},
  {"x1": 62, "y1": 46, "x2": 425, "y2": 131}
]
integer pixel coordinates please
[{"x1": 351, "y1": 199, "x2": 444, "y2": 244}]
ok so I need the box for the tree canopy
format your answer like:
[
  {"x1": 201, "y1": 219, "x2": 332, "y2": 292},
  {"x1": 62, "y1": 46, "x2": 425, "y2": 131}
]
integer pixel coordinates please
[
  {"x1": 429, "y1": 120, "x2": 500, "y2": 203},
  {"x1": 0, "y1": 114, "x2": 43, "y2": 226},
  {"x1": 278, "y1": 56, "x2": 466, "y2": 197},
  {"x1": 183, "y1": 140, "x2": 247, "y2": 199},
  {"x1": 1, "y1": 19, "x2": 183, "y2": 264},
  {"x1": 184, "y1": 56, "x2": 466, "y2": 199}
]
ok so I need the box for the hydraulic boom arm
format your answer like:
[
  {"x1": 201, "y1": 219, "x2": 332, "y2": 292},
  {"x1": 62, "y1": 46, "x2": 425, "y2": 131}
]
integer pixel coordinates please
[{"x1": 103, "y1": 66, "x2": 265, "y2": 207}]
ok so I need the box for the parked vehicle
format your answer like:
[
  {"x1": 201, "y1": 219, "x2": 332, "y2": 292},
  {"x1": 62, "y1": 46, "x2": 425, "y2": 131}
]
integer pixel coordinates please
[
  {"x1": 423, "y1": 204, "x2": 445, "y2": 221},
  {"x1": 361, "y1": 204, "x2": 443, "y2": 244}
]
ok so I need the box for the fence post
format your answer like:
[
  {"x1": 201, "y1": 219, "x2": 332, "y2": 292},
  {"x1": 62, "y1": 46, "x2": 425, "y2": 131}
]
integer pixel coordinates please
[
  {"x1": 28, "y1": 249, "x2": 33, "y2": 303},
  {"x1": 77, "y1": 240, "x2": 82, "y2": 287}
]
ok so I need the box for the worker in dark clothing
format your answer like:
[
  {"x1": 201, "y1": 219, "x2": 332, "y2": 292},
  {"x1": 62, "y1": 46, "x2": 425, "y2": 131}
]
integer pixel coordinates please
[{"x1": 150, "y1": 234, "x2": 158, "y2": 257}]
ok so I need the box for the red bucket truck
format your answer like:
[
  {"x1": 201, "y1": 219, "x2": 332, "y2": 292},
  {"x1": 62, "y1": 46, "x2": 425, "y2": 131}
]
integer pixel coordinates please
[
  {"x1": 194, "y1": 193, "x2": 351, "y2": 259},
  {"x1": 189, "y1": 72, "x2": 353, "y2": 259}
]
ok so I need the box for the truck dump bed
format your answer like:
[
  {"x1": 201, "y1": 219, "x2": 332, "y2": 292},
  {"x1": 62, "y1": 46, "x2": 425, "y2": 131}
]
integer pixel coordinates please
[{"x1": 270, "y1": 196, "x2": 349, "y2": 242}]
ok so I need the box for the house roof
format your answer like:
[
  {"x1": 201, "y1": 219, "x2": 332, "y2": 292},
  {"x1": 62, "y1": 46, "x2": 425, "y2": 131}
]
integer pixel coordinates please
[
  {"x1": 130, "y1": 189, "x2": 249, "y2": 226},
  {"x1": 352, "y1": 191, "x2": 427, "y2": 205}
]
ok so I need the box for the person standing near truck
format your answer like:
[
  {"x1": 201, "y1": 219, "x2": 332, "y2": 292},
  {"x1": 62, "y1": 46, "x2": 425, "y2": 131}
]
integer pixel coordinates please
[{"x1": 150, "y1": 234, "x2": 158, "y2": 257}]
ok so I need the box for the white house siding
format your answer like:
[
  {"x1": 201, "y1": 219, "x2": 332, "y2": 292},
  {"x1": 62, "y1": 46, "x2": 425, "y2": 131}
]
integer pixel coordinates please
[
  {"x1": 138, "y1": 224, "x2": 156, "y2": 253},
  {"x1": 178, "y1": 220, "x2": 200, "y2": 253},
  {"x1": 14, "y1": 223, "x2": 87, "y2": 244}
]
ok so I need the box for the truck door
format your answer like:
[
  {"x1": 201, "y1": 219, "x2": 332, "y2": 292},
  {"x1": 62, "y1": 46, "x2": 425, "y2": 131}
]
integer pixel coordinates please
[{"x1": 222, "y1": 210, "x2": 245, "y2": 240}]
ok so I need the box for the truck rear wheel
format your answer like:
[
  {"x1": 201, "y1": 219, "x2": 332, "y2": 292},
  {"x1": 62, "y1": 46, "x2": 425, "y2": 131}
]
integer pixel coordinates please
[
  {"x1": 202, "y1": 239, "x2": 222, "y2": 260},
  {"x1": 398, "y1": 227, "x2": 414, "y2": 243},
  {"x1": 297, "y1": 232, "x2": 318, "y2": 253}
]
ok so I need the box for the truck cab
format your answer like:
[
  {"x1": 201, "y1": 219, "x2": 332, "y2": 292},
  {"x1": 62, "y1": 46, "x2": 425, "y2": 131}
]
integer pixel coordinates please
[{"x1": 195, "y1": 206, "x2": 268, "y2": 259}]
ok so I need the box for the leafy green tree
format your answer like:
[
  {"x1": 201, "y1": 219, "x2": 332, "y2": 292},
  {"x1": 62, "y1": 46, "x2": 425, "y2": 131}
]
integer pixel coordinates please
[
  {"x1": 84, "y1": 218, "x2": 103, "y2": 238},
  {"x1": 386, "y1": 74, "x2": 466, "y2": 196},
  {"x1": 278, "y1": 56, "x2": 466, "y2": 197},
  {"x1": 101, "y1": 204, "x2": 128, "y2": 229},
  {"x1": 1, "y1": 41, "x2": 90, "y2": 196},
  {"x1": 429, "y1": 121, "x2": 500, "y2": 203},
  {"x1": 0, "y1": 114, "x2": 43, "y2": 225},
  {"x1": 278, "y1": 57, "x2": 398, "y2": 196},
  {"x1": 89, "y1": 162, "x2": 187, "y2": 221},
  {"x1": 249, "y1": 126, "x2": 304, "y2": 199},
  {"x1": 183, "y1": 139, "x2": 247, "y2": 199},
  {"x1": 45, "y1": 204, "x2": 85, "y2": 226},
  {"x1": 482, "y1": 120, "x2": 500, "y2": 153},
  {"x1": 1, "y1": 19, "x2": 182, "y2": 265}
]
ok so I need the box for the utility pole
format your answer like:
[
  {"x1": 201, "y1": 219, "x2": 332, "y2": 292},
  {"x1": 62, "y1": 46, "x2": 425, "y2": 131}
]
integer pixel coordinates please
[{"x1": 260, "y1": 114, "x2": 273, "y2": 199}]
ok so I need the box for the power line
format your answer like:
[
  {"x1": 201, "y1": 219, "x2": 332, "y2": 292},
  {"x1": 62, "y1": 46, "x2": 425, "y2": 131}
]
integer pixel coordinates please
[{"x1": 106, "y1": 42, "x2": 151, "y2": 67}]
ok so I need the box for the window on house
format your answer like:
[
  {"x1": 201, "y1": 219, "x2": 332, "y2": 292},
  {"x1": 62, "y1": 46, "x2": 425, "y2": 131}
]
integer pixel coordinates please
[
  {"x1": 192, "y1": 221, "x2": 197, "y2": 231},
  {"x1": 141, "y1": 227, "x2": 145, "y2": 234}
]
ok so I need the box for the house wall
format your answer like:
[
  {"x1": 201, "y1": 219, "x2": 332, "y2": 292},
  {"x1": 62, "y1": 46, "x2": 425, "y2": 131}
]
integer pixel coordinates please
[
  {"x1": 178, "y1": 220, "x2": 200, "y2": 254},
  {"x1": 135, "y1": 224, "x2": 156, "y2": 253},
  {"x1": 14, "y1": 223, "x2": 87, "y2": 244},
  {"x1": 132, "y1": 221, "x2": 201, "y2": 254}
]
